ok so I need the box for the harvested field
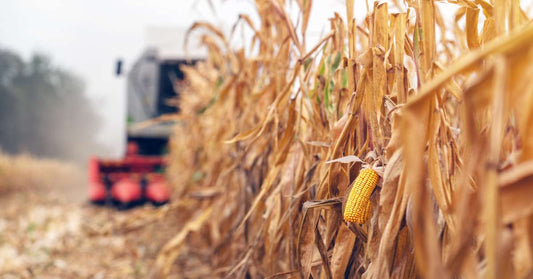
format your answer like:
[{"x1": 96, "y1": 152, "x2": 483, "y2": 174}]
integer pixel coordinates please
[{"x1": 0, "y1": 153, "x2": 182, "y2": 278}]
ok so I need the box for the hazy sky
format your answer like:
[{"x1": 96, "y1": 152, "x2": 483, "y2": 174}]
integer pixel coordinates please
[{"x1": 0, "y1": 0, "x2": 362, "y2": 157}]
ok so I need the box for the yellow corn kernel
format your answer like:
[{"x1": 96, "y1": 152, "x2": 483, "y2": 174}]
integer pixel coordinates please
[{"x1": 343, "y1": 168, "x2": 378, "y2": 224}]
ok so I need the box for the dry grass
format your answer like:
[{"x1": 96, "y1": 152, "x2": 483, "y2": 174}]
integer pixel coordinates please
[
  {"x1": 0, "y1": 150, "x2": 83, "y2": 196},
  {"x1": 159, "y1": 0, "x2": 533, "y2": 278}
]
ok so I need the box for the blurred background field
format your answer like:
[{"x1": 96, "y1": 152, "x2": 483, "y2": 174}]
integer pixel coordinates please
[
  {"x1": 0, "y1": 151, "x2": 83, "y2": 196},
  {"x1": 0, "y1": 150, "x2": 186, "y2": 278}
]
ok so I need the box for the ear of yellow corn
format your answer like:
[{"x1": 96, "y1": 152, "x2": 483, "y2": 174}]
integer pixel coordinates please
[{"x1": 343, "y1": 168, "x2": 379, "y2": 224}]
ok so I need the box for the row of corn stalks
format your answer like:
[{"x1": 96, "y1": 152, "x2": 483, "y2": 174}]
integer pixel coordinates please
[{"x1": 156, "y1": 0, "x2": 533, "y2": 278}]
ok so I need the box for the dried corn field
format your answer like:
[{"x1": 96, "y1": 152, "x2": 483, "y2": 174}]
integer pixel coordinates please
[{"x1": 160, "y1": 0, "x2": 533, "y2": 278}]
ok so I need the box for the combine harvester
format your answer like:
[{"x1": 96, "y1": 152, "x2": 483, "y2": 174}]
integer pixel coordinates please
[{"x1": 88, "y1": 29, "x2": 203, "y2": 208}]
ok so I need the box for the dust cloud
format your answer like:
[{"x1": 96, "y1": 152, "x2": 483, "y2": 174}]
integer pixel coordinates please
[{"x1": 0, "y1": 47, "x2": 112, "y2": 166}]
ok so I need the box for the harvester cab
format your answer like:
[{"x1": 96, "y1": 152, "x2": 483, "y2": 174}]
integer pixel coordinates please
[{"x1": 88, "y1": 48, "x2": 199, "y2": 208}]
